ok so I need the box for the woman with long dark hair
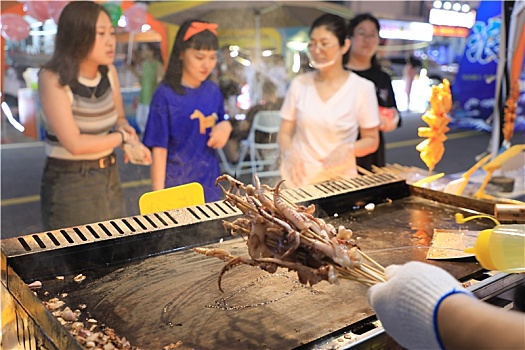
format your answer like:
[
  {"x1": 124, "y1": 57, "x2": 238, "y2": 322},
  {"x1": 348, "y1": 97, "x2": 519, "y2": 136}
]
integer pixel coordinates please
[
  {"x1": 38, "y1": 1, "x2": 150, "y2": 230},
  {"x1": 142, "y1": 20, "x2": 232, "y2": 202}
]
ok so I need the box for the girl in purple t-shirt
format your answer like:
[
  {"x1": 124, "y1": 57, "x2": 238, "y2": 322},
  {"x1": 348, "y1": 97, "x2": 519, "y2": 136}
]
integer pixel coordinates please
[{"x1": 143, "y1": 20, "x2": 232, "y2": 202}]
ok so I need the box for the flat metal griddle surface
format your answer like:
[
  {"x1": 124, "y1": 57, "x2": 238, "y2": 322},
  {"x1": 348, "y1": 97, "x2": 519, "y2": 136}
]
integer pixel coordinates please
[{"x1": 36, "y1": 195, "x2": 492, "y2": 349}]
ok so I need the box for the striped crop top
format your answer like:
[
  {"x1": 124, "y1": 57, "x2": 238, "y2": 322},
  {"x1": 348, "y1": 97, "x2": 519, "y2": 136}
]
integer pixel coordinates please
[{"x1": 43, "y1": 68, "x2": 118, "y2": 160}]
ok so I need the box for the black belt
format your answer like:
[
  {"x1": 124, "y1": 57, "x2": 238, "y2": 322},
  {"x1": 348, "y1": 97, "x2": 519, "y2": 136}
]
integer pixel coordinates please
[{"x1": 46, "y1": 153, "x2": 116, "y2": 171}]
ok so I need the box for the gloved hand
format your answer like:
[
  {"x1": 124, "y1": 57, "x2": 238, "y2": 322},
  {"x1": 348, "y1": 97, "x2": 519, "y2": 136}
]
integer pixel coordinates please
[
  {"x1": 322, "y1": 143, "x2": 354, "y2": 169},
  {"x1": 367, "y1": 261, "x2": 474, "y2": 350}
]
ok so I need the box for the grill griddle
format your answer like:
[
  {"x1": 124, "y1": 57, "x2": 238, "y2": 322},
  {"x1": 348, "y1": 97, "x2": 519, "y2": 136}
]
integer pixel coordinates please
[
  {"x1": 1, "y1": 174, "x2": 510, "y2": 349},
  {"x1": 31, "y1": 196, "x2": 491, "y2": 349}
]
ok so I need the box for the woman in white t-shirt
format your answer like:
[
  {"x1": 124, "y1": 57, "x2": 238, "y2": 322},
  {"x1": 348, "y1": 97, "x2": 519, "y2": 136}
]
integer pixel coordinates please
[{"x1": 277, "y1": 13, "x2": 380, "y2": 188}]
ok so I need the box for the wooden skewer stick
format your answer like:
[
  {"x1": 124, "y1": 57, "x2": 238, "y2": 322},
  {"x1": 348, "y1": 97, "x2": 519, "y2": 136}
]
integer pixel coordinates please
[
  {"x1": 334, "y1": 264, "x2": 385, "y2": 285},
  {"x1": 323, "y1": 168, "x2": 349, "y2": 182},
  {"x1": 360, "y1": 263, "x2": 385, "y2": 280},
  {"x1": 357, "y1": 166, "x2": 374, "y2": 176},
  {"x1": 337, "y1": 274, "x2": 377, "y2": 286},
  {"x1": 359, "y1": 265, "x2": 386, "y2": 283},
  {"x1": 340, "y1": 264, "x2": 384, "y2": 284},
  {"x1": 371, "y1": 165, "x2": 383, "y2": 174},
  {"x1": 358, "y1": 250, "x2": 386, "y2": 273}
]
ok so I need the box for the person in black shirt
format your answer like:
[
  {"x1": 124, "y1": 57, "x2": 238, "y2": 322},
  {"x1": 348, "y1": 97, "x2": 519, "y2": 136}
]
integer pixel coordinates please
[{"x1": 346, "y1": 13, "x2": 400, "y2": 171}]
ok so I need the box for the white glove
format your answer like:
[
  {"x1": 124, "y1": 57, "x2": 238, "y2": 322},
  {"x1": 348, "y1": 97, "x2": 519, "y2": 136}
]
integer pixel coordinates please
[{"x1": 367, "y1": 261, "x2": 474, "y2": 350}]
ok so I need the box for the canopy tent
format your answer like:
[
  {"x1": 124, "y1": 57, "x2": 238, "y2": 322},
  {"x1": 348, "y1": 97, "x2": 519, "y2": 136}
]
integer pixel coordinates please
[
  {"x1": 148, "y1": 0, "x2": 352, "y2": 53},
  {"x1": 147, "y1": 1, "x2": 354, "y2": 30},
  {"x1": 147, "y1": 1, "x2": 353, "y2": 103}
]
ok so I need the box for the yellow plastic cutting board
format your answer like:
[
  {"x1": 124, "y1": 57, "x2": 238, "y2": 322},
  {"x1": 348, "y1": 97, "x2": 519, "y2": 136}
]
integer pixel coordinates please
[{"x1": 139, "y1": 182, "x2": 205, "y2": 215}]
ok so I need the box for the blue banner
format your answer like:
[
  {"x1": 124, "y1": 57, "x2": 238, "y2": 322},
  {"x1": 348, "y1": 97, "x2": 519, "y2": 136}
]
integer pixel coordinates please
[
  {"x1": 451, "y1": 0, "x2": 501, "y2": 129},
  {"x1": 451, "y1": 0, "x2": 525, "y2": 132}
]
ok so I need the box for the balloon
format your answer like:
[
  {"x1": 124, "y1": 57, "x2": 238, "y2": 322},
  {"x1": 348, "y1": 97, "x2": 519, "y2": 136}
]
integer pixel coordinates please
[
  {"x1": 48, "y1": 1, "x2": 69, "y2": 24},
  {"x1": 0, "y1": 14, "x2": 30, "y2": 41},
  {"x1": 123, "y1": 3, "x2": 147, "y2": 33},
  {"x1": 25, "y1": 1, "x2": 50, "y2": 22},
  {"x1": 102, "y1": 3, "x2": 123, "y2": 27}
]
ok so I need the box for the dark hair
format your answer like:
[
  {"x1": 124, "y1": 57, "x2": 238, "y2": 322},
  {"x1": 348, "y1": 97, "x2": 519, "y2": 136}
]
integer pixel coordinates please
[
  {"x1": 262, "y1": 80, "x2": 277, "y2": 96},
  {"x1": 143, "y1": 42, "x2": 164, "y2": 64},
  {"x1": 348, "y1": 13, "x2": 381, "y2": 67},
  {"x1": 309, "y1": 14, "x2": 349, "y2": 67},
  {"x1": 163, "y1": 19, "x2": 219, "y2": 94},
  {"x1": 407, "y1": 55, "x2": 422, "y2": 68},
  {"x1": 41, "y1": 1, "x2": 110, "y2": 87}
]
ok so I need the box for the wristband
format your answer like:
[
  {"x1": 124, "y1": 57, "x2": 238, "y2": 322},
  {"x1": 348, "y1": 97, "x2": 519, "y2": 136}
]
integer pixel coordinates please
[
  {"x1": 118, "y1": 129, "x2": 128, "y2": 144},
  {"x1": 432, "y1": 288, "x2": 475, "y2": 349}
]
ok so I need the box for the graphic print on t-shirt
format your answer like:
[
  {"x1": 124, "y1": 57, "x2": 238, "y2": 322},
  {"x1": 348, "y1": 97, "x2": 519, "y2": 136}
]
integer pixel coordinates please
[{"x1": 190, "y1": 109, "x2": 218, "y2": 134}]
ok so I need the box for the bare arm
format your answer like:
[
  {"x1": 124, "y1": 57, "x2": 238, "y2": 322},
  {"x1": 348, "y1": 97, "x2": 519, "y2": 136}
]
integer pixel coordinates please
[
  {"x1": 438, "y1": 293, "x2": 525, "y2": 349},
  {"x1": 354, "y1": 126, "x2": 379, "y2": 157},
  {"x1": 277, "y1": 118, "x2": 306, "y2": 185},
  {"x1": 277, "y1": 119, "x2": 295, "y2": 155},
  {"x1": 208, "y1": 120, "x2": 232, "y2": 149},
  {"x1": 38, "y1": 69, "x2": 123, "y2": 155},
  {"x1": 368, "y1": 262, "x2": 525, "y2": 350},
  {"x1": 156, "y1": 60, "x2": 165, "y2": 83},
  {"x1": 378, "y1": 107, "x2": 400, "y2": 132},
  {"x1": 109, "y1": 65, "x2": 137, "y2": 139},
  {"x1": 151, "y1": 147, "x2": 167, "y2": 191}
]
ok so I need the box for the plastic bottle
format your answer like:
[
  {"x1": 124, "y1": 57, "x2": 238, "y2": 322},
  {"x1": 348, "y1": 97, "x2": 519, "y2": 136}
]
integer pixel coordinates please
[{"x1": 464, "y1": 224, "x2": 525, "y2": 273}]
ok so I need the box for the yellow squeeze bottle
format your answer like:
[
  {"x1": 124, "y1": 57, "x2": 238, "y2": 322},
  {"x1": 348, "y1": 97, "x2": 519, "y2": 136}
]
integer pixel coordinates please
[{"x1": 465, "y1": 224, "x2": 525, "y2": 273}]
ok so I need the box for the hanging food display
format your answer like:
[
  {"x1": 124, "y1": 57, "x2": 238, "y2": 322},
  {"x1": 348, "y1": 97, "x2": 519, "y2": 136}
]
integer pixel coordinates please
[{"x1": 416, "y1": 79, "x2": 452, "y2": 174}]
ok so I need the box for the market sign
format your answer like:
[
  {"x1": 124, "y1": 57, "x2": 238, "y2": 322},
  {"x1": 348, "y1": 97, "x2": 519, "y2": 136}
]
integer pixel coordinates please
[
  {"x1": 451, "y1": 0, "x2": 501, "y2": 127},
  {"x1": 451, "y1": 0, "x2": 525, "y2": 134},
  {"x1": 429, "y1": 8, "x2": 476, "y2": 28},
  {"x1": 433, "y1": 25, "x2": 469, "y2": 37},
  {"x1": 378, "y1": 19, "x2": 434, "y2": 42}
]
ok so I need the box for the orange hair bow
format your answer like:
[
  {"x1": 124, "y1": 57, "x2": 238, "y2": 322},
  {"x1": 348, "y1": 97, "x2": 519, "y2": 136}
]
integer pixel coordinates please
[{"x1": 183, "y1": 22, "x2": 219, "y2": 41}]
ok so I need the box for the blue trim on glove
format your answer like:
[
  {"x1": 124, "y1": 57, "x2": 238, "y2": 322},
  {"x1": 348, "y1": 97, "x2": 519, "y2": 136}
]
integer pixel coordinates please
[{"x1": 432, "y1": 288, "x2": 475, "y2": 350}]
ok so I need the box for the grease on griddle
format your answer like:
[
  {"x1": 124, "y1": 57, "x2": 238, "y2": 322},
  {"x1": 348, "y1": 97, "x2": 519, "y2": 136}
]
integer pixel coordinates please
[{"x1": 204, "y1": 273, "x2": 320, "y2": 310}]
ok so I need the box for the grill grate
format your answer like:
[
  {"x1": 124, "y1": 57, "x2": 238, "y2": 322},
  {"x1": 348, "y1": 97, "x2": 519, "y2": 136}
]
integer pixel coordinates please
[
  {"x1": 2, "y1": 173, "x2": 403, "y2": 280},
  {"x1": 4, "y1": 201, "x2": 240, "y2": 256},
  {"x1": 3, "y1": 173, "x2": 400, "y2": 256}
]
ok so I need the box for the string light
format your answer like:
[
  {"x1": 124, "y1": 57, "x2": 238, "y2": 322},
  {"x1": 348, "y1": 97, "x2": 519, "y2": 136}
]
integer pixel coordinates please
[{"x1": 433, "y1": 0, "x2": 470, "y2": 13}]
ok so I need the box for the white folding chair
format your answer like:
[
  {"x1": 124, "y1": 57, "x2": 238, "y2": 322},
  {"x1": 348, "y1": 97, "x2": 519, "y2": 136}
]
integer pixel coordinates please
[
  {"x1": 235, "y1": 110, "x2": 282, "y2": 179},
  {"x1": 217, "y1": 148, "x2": 236, "y2": 176}
]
